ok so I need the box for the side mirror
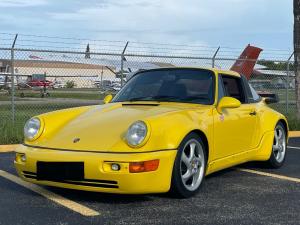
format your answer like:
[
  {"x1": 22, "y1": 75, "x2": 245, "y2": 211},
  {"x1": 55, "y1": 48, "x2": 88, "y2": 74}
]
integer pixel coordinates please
[
  {"x1": 264, "y1": 97, "x2": 278, "y2": 104},
  {"x1": 259, "y1": 93, "x2": 279, "y2": 104},
  {"x1": 217, "y1": 97, "x2": 241, "y2": 114},
  {"x1": 103, "y1": 94, "x2": 113, "y2": 104},
  {"x1": 258, "y1": 92, "x2": 279, "y2": 104}
]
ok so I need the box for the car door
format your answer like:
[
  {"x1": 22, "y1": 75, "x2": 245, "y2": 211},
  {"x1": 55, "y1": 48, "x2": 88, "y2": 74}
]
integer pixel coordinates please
[
  {"x1": 213, "y1": 74, "x2": 258, "y2": 160},
  {"x1": 241, "y1": 76, "x2": 263, "y2": 148}
]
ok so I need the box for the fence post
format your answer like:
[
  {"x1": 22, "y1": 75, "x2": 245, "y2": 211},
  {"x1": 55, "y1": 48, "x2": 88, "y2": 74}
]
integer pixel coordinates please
[
  {"x1": 11, "y1": 34, "x2": 18, "y2": 123},
  {"x1": 121, "y1": 41, "x2": 129, "y2": 87},
  {"x1": 212, "y1": 47, "x2": 220, "y2": 68},
  {"x1": 286, "y1": 52, "x2": 294, "y2": 114}
]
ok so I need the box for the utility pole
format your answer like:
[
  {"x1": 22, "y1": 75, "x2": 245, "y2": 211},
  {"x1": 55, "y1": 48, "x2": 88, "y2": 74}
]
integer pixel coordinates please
[{"x1": 294, "y1": 0, "x2": 300, "y2": 118}]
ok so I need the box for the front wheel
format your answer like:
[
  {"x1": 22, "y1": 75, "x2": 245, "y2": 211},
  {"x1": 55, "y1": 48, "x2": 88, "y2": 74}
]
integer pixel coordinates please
[
  {"x1": 170, "y1": 133, "x2": 207, "y2": 198},
  {"x1": 266, "y1": 122, "x2": 287, "y2": 168}
]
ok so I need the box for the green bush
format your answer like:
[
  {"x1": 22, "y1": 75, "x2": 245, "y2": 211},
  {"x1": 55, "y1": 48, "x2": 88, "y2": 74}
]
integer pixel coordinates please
[
  {"x1": 286, "y1": 115, "x2": 300, "y2": 131},
  {"x1": 66, "y1": 81, "x2": 76, "y2": 89},
  {"x1": 0, "y1": 120, "x2": 24, "y2": 144}
]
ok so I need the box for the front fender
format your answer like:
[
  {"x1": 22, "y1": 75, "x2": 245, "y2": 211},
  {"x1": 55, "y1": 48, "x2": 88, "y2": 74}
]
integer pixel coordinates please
[
  {"x1": 25, "y1": 104, "x2": 214, "y2": 154},
  {"x1": 143, "y1": 108, "x2": 214, "y2": 151},
  {"x1": 256, "y1": 104, "x2": 289, "y2": 139},
  {"x1": 25, "y1": 106, "x2": 94, "y2": 145}
]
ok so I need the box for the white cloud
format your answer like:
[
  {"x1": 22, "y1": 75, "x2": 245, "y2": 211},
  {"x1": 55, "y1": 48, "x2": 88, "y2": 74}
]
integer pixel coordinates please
[
  {"x1": 0, "y1": 0, "x2": 47, "y2": 7},
  {"x1": 0, "y1": 0, "x2": 292, "y2": 50},
  {"x1": 49, "y1": 0, "x2": 288, "y2": 33}
]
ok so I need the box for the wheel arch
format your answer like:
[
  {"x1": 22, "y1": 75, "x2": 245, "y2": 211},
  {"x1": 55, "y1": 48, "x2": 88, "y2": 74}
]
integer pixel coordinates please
[
  {"x1": 278, "y1": 119, "x2": 289, "y2": 140},
  {"x1": 187, "y1": 129, "x2": 209, "y2": 161}
]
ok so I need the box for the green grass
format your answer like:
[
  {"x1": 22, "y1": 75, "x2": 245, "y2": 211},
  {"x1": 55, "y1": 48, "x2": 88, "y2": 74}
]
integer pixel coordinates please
[
  {"x1": 0, "y1": 94, "x2": 11, "y2": 101},
  {"x1": 275, "y1": 89, "x2": 296, "y2": 102},
  {"x1": 0, "y1": 88, "x2": 116, "y2": 144},
  {"x1": 250, "y1": 89, "x2": 296, "y2": 102},
  {"x1": 0, "y1": 103, "x2": 99, "y2": 144},
  {"x1": 266, "y1": 103, "x2": 300, "y2": 130},
  {"x1": 0, "y1": 89, "x2": 111, "y2": 101},
  {"x1": 50, "y1": 92, "x2": 105, "y2": 100},
  {"x1": 285, "y1": 115, "x2": 300, "y2": 131},
  {"x1": 0, "y1": 120, "x2": 24, "y2": 144}
]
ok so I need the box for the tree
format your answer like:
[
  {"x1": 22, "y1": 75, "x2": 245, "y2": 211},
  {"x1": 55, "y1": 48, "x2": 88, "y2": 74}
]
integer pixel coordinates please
[
  {"x1": 295, "y1": 0, "x2": 300, "y2": 118},
  {"x1": 85, "y1": 43, "x2": 90, "y2": 59},
  {"x1": 258, "y1": 60, "x2": 294, "y2": 71}
]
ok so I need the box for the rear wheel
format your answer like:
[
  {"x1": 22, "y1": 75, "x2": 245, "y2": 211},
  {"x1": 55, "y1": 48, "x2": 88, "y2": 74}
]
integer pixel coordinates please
[
  {"x1": 170, "y1": 133, "x2": 207, "y2": 198},
  {"x1": 267, "y1": 122, "x2": 287, "y2": 168}
]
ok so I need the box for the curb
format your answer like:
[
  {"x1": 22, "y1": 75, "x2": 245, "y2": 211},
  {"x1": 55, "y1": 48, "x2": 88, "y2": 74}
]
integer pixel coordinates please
[
  {"x1": 0, "y1": 144, "x2": 20, "y2": 153},
  {"x1": 1, "y1": 131, "x2": 300, "y2": 153}
]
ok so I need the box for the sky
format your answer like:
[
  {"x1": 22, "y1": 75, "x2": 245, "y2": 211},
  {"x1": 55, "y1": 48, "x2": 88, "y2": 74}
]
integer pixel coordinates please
[{"x1": 0, "y1": 0, "x2": 294, "y2": 53}]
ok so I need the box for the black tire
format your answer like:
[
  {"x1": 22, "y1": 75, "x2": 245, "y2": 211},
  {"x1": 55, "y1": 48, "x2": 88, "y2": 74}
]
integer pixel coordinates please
[
  {"x1": 170, "y1": 133, "x2": 207, "y2": 198},
  {"x1": 266, "y1": 122, "x2": 287, "y2": 168}
]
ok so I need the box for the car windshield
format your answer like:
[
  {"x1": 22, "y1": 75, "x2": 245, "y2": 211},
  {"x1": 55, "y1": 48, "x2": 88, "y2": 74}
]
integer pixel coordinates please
[{"x1": 112, "y1": 69, "x2": 215, "y2": 105}]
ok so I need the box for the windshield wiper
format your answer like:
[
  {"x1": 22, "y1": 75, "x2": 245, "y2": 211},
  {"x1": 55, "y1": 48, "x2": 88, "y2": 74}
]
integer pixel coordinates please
[
  {"x1": 128, "y1": 97, "x2": 152, "y2": 101},
  {"x1": 128, "y1": 96, "x2": 179, "y2": 102},
  {"x1": 151, "y1": 95, "x2": 179, "y2": 101},
  {"x1": 181, "y1": 96, "x2": 210, "y2": 101},
  {"x1": 127, "y1": 95, "x2": 210, "y2": 103}
]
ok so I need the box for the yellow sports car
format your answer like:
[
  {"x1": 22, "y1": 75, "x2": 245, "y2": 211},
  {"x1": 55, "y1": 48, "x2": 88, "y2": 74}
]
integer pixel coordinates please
[{"x1": 15, "y1": 68, "x2": 288, "y2": 198}]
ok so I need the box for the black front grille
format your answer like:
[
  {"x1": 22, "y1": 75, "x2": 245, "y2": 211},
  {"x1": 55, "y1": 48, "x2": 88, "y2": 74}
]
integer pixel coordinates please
[
  {"x1": 23, "y1": 170, "x2": 119, "y2": 189},
  {"x1": 36, "y1": 162, "x2": 84, "y2": 181}
]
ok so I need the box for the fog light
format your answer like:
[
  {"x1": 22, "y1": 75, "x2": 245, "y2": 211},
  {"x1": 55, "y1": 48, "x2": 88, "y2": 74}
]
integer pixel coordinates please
[
  {"x1": 21, "y1": 154, "x2": 26, "y2": 162},
  {"x1": 16, "y1": 153, "x2": 26, "y2": 163},
  {"x1": 111, "y1": 163, "x2": 120, "y2": 171}
]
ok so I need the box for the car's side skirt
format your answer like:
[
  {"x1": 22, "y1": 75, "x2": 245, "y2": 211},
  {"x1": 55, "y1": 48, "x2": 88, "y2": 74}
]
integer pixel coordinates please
[{"x1": 206, "y1": 130, "x2": 274, "y2": 175}]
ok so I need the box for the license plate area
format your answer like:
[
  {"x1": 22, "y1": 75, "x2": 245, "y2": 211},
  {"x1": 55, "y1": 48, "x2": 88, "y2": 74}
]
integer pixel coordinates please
[{"x1": 36, "y1": 162, "x2": 84, "y2": 181}]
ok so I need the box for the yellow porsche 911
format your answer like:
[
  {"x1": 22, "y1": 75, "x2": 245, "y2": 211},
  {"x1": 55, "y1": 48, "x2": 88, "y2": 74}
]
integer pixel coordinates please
[{"x1": 15, "y1": 68, "x2": 288, "y2": 198}]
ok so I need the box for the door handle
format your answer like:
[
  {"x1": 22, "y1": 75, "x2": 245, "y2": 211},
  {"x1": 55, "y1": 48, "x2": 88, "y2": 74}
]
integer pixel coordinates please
[{"x1": 249, "y1": 111, "x2": 257, "y2": 116}]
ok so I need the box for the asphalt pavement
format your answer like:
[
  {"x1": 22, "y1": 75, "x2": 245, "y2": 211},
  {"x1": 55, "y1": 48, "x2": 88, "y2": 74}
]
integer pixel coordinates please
[{"x1": 0, "y1": 138, "x2": 300, "y2": 225}]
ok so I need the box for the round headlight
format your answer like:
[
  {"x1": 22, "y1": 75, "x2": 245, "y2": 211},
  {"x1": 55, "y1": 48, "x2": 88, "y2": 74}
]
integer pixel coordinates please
[
  {"x1": 24, "y1": 118, "x2": 41, "y2": 141},
  {"x1": 125, "y1": 121, "x2": 148, "y2": 147}
]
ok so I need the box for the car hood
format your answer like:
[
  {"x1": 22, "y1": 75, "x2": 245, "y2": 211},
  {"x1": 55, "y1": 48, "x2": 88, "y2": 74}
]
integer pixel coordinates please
[{"x1": 31, "y1": 102, "x2": 211, "y2": 152}]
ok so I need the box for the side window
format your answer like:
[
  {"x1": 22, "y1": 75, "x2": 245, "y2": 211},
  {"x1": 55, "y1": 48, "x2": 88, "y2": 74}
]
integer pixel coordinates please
[
  {"x1": 218, "y1": 75, "x2": 225, "y2": 101},
  {"x1": 249, "y1": 84, "x2": 261, "y2": 102},
  {"x1": 220, "y1": 74, "x2": 246, "y2": 103},
  {"x1": 241, "y1": 75, "x2": 261, "y2": 103}
]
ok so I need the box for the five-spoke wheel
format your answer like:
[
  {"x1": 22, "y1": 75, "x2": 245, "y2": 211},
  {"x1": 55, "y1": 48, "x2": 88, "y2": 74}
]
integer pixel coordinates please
[
  {"x1": 180, "y1": 139, "x2": 205, "y2": 192},
  {"x1": 267, "y1": 122, "x2": 287, "y2": 168},
  {"x1": 171, "y1": 133, "x2": 207, "y2": 198}
]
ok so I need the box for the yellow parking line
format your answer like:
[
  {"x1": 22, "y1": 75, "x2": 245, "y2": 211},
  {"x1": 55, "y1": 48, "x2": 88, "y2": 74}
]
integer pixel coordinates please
[
  {"x1": 289, "y1": 131, "x2": 300, "y2": 138},
  {"x1": 0, "y1": 145, "x2": 20, "y2": 153},
  {"x1": 238, "y1": 168, "x2": 300, "y2": 183},
  {"x1": 0, "y1": 170, "x2": 100, "y2": 217}
]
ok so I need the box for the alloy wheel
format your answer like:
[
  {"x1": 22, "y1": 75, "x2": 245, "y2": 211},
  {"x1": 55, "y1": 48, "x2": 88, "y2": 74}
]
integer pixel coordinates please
[{"x1": 180, "y1": 139, "x2": 205, "y2": 191}]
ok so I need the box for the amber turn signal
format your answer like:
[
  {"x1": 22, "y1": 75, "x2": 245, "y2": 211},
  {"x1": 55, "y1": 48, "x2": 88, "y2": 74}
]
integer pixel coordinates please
[{"x1": 129, "y1": 159, "x2": 159, "y2": 173}]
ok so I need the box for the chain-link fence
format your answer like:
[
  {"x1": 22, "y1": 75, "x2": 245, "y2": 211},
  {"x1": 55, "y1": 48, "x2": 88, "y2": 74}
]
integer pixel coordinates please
[{"x1": 0, "y1": 33, "x2": 296, "y2": 144}]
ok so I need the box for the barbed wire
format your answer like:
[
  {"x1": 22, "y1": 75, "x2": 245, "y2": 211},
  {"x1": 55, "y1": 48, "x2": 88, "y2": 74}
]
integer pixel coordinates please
[{"x1": 0, "y1": 32, "x2": 294, "y2": 60}]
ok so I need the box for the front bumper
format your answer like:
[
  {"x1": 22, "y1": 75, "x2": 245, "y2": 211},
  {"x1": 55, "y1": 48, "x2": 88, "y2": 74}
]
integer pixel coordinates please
[{"x1": 14, "y1": 145, "x2": 177, "y2": 194}]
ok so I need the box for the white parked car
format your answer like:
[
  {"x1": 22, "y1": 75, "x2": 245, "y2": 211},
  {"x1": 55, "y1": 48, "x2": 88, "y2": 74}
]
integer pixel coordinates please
[
  {"x1": 0, "y1": 76, "x2": 5, "y2": 87},
  {"x1": 53, "y1": 80, "x2": 66, "y2": 89}
]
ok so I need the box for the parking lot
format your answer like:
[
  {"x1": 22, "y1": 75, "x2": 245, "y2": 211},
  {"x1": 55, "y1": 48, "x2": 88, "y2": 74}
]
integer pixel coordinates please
[{"x1": 0, "y1": 138, "x2": 300, "y2": 225}]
